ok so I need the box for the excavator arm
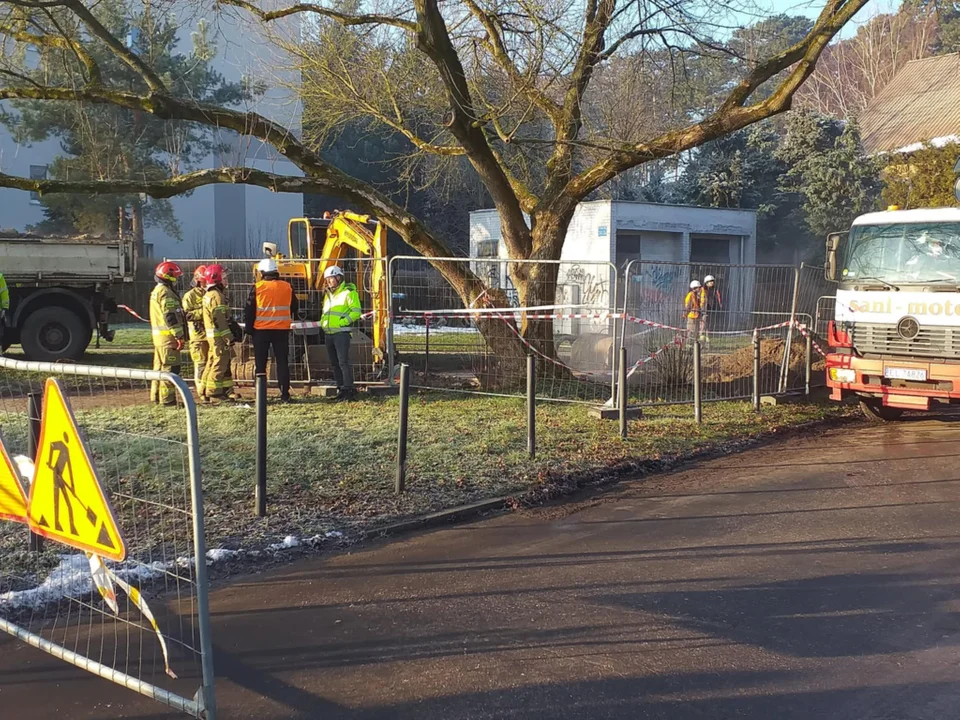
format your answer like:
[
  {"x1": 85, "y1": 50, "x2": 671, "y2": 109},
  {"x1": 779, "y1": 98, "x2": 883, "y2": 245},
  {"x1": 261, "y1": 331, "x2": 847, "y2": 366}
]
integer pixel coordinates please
[{"x1": 284, "y1": 211, "x2": 389, "y2": 374}]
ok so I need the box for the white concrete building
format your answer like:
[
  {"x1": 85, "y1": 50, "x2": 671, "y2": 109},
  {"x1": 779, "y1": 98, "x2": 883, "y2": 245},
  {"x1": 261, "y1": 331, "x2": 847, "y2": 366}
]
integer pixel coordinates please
[{"x1": 0, "y1": 2, "x2": 303, "y2": 259}]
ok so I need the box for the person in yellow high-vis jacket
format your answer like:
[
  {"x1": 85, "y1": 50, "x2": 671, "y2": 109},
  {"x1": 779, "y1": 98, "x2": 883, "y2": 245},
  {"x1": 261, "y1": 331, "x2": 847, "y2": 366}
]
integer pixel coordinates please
[
  {"x1": 684, "y1": 279, "x2": 703, "y2": 340},
  {"x1": 320, "y1": 265, "x2": 362, "y2": 401},
  {"x1": 149, "y1": 262, "x2": 185, "y2": 406},
  {"x1": 0, "y1": 271, "x2": 9, "y2": 345},
  {"x1": 199, "y1": 264, "x2": 240, "y2": 402},
  {"x1": 181, "y1": 265, "x2": 208, "y2": 391}
]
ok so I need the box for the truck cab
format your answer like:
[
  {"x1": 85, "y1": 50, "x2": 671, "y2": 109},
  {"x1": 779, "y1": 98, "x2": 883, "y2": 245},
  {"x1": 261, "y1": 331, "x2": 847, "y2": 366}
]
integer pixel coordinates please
[{"x1": 824, "y1": 206, "x2": 960, "y2": 419}]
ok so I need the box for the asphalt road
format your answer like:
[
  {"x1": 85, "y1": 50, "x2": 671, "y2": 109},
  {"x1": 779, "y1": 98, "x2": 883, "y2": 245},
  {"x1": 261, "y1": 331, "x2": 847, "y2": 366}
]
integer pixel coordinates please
[{"x1": 5, "y1": 414, "x2": 960, "y2": 719}]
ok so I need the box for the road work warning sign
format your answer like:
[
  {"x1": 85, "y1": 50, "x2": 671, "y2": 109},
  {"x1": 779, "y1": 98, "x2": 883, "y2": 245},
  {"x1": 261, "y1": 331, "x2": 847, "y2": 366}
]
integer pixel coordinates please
[
  {"x1": 0, "y1": 433, "x2": 28, "y2": 523},
  {"x1": 27, "y1": 378, "x2": 126, "y2": 561}
]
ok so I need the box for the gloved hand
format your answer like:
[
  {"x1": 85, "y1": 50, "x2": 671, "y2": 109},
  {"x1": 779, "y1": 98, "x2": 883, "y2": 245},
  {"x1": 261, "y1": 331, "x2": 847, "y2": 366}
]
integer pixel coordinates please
[{"x1": 174, "y1": 337, "x2": 185, "y2": 352}]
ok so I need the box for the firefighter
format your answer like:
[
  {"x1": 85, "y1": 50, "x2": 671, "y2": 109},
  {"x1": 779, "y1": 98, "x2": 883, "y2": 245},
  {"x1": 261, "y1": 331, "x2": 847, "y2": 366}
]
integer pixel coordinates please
[
  {"x1": 0, "y1": 270, "x2": 9, "y2": 345},
  {"x1": 320, "y1": 265, "x2": 362, "y2": 401},
  {"x1": 181, "y1": 265, "x2": 208, "y2": 391},
  {"x1": 199, "y1": 264, "x2": 240, "y2": 403},
  {"x1": 701, "y1": 274, "x2": 723, "y2": 339},
  {"x1": 244, "y1": 258, "x2": 299, "y2": 403},
  {"x1": 684, "y1": 279, "x2": 703, "y2": 340},
  {"x1": 149, "y1": 261, "x2": 186, "y2": 406}
]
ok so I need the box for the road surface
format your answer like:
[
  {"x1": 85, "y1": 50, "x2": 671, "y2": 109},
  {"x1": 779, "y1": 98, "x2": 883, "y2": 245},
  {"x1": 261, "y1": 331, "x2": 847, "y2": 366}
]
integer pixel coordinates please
[{"x1": 5, "y1": 414, "x2": 960, "y2": 719}]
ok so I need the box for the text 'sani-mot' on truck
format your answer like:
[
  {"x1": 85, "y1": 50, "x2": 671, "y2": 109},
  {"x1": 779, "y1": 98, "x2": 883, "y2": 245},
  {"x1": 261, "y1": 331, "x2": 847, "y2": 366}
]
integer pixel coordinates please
[
  {"x1": 0, "y1": 232, "x2": 134, "y2": 361},
  {"x1": 824, "y1": 206, "x2": 960, "y2": 421}
]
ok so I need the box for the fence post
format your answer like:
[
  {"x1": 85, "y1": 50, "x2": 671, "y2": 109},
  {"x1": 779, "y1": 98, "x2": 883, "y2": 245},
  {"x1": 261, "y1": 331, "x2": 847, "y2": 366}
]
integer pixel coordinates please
[
  {"x1": 619, "y1": 346, "x2": 628, "y2": 439},
  {"x1": 527, "y1": 354, "x2": 536, "y2": 459},
  {"x1": 779, "y1": 266, "x2": 802, "y2": 393},
  {"x1": 424, "y1": 314, "x2": 431, "y2": 379},
  {"x1": 753, "y1": 331, "x2": 761, "y2": 412},
  {"x1": 26, "y1": 392, "x2": 43, "y2": 553},
  {"x1": 693, "y1": 340, "x2": 703, "y2": 424},
  {"x1": 396, "y1": 364, "x2": 409, "y2": 494},
  {"x1": 386, "y1": 258, "x2": 396, "y2": 386},
  {"x1": 805, "y1": 331, "x2": 813, "y2": 398},
  {"x1": 255, "y1": 373, "x2": 267, "y2": 517}
]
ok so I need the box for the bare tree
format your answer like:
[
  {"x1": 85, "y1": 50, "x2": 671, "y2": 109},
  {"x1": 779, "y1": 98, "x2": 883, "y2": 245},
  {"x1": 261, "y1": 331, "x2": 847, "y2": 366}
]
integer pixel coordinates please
[
  {"x1": 0, "y1": 0, "x2": 869, "y2": 359},
  {"x1": 797, "y1": 6, "x2": 937, "y2": 117}
]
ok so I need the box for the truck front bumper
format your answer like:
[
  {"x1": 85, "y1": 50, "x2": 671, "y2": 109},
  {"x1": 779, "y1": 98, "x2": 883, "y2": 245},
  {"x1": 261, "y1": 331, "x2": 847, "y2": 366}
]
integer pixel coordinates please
[{"x1": 825, "y1": 353, "x2": 960, "y2": 410}]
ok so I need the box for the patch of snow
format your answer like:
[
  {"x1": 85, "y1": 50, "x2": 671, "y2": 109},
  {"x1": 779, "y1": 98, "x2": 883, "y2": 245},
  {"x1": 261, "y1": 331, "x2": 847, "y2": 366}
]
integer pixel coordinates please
[
  {"x1": 890, "y1": 135, "x2": 960, "y2": 155},
  {"x1": 392, "y1": 324, "x2": 479, "y2": 335},
  {"x1": 324, "y1": 530, "x2": 343, "y2": 539},
  {"x1": 267, "y1": 535, "x2": 300, "y2": 551},
  {"x1": 0, "y1": 555, "x2": 92, "y2": 611},
  {"x1": 206, "y1": 548, "x2": 239, "y2": 563},
  {"x1": 13, "y1": 455, "x2": 34, "y2": 487}
]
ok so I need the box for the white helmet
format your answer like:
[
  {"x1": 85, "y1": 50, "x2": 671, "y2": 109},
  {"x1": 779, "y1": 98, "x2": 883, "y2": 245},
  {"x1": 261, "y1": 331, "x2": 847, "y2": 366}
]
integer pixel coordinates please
[
  {"x1": 257, "y1": 258, "x2": 278, "y2": 274},
  {"x1": 704, "y1": 275, "x2": 716, "y2": 284},
  {"x1": 323, "y1": 266, "x2": 344, "y2": 279},
  {"x1": 689, "y1": 280, "x2": 702, "y2": 290}
]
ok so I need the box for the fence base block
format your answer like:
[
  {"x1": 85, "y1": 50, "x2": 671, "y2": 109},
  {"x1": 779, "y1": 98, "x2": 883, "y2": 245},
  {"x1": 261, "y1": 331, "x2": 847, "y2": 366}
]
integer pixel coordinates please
[
  {"x1": 366, "y1": 384, "x2": 400, "y2": 397},
  {"x1": 760, "y1": 393, "x2": 805, "y2": 406},
  {"x1": 310, "y1": 384, "x2": 341, "y2": 397},
  {"x1": 589, "y1": 406, "x2": 643, "y2": 421}
]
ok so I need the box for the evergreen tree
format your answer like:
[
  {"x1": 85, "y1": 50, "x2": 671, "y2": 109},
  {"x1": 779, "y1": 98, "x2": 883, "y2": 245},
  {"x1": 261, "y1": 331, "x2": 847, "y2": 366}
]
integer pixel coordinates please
[{"x1": 3, "y1": 2, "x2": 248, "y2": 249}]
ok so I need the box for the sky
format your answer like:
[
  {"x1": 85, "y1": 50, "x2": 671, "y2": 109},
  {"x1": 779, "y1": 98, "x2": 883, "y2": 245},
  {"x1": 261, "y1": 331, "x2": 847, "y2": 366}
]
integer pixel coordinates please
[{"x1": 767, "y1": 0, "x2": 890, "y2": 37}]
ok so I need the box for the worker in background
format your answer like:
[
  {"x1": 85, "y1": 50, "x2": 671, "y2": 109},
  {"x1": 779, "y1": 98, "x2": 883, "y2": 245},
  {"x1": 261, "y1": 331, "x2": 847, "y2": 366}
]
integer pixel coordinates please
[
  {"x1": 182, "y1": 265, "x2": 208, "y2": 392},
  {"x1": 199, "y1": 264, "x2": 240, "y2": 403},
  {"x1": 0, "y1": 270, "x2": 8, "y2": 345},
  {"x1": 149, "y1": 262, "x2": 186, "y2": 406},
  {"x1": 701, "y1": 274, "x2": 723, "y2": 340},
  {"x1": 244, "y1": 258, "x2": 299, "y2": 403},
  {"x1": 320, "y1": 266, "x2": 362, "y2": 401},
  {"x1": 684, "y1": 279, "x2": 703, "y2": 341}
]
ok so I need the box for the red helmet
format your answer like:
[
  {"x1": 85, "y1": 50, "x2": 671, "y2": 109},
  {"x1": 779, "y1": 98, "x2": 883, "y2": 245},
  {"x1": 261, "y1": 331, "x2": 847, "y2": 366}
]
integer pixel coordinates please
[
  {"x1": 202, "y1": 264, "x2": 226, "y2": 289},
  {"x1": 193, "y1": 265, "x2": 208, "y2": 284},
  {"x1": 155, "y1": 261, "x2": 182, "y2": 283}
]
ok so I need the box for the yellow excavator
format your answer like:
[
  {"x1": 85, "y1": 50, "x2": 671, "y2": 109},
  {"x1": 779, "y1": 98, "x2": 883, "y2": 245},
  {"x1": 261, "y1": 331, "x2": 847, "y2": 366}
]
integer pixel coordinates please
[{"x1": 261, "y1": 210, "x2": 389, "y2": 375}]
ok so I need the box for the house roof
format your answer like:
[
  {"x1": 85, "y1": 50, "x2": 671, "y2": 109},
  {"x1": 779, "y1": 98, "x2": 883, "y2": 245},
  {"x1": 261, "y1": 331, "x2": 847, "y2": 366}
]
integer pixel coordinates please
[{"x1": 859, "y1": 53, "x2": 960, "y2": 155}]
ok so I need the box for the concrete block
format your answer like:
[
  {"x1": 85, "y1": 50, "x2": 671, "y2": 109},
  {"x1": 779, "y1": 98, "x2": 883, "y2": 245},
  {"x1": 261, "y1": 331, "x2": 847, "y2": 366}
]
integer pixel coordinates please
[
  {"x1": 310, "y1": 384, "x2": 340, "y2": 397},
  {"x1": 365, "y1": 384, "x2": 399, "y2": 397},
  {"x1": 588, "y1": 405, "x2": 643, "y2": 421},
  {"x1": 760, "y1": 392, "x2": 804, "y2": 406}
]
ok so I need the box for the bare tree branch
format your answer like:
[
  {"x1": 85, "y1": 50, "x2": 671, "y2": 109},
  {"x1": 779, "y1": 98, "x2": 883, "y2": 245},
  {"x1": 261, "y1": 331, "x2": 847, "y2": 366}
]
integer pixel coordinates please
[
  {"x1": 215, "y1": 0, "x2": 417, "y2": 32},
  {"x1": 61, "y1": 0, "x2": 164, "y2": 91}
]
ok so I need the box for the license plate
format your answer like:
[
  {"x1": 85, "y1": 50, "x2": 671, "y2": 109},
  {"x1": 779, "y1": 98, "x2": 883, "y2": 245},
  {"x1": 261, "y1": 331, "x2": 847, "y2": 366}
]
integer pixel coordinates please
[{"x1": 884, "y1": 367, "x2": 927, "y2": 381}]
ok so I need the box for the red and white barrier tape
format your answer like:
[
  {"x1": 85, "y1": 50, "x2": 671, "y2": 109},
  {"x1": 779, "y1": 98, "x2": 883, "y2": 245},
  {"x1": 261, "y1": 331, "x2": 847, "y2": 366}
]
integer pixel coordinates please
[
  {"x1": 626, "y1": 334, "x2": 684, "y2": 378},
  {"x1": 397, "y1": 311, "x2": 620, "y2": 321},
  {"x1": 793, "y1": 323, "x2": 827, "y2": 357},
  {"x1": 119, "y1": 305, "x2": 375, "y2": 330},
  {"x1": 118, "y1": 304, "x2": 149, "y2": 323}
]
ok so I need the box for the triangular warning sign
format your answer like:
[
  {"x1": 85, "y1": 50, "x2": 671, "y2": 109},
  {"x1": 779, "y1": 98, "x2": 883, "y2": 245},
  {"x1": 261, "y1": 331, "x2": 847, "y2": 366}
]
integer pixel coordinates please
[
  {"x1": 0, "y1": 431, "x2": 28, "y2": 524},
  {"x1": 27, "y1": 379, "x2": 126, "y2": 562}
]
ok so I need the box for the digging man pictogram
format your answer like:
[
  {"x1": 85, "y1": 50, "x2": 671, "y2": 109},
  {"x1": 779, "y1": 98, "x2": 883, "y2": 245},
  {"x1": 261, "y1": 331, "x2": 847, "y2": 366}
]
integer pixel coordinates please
[{"x1": 48, "y1": 432, "x2": 97, "y2": 535}]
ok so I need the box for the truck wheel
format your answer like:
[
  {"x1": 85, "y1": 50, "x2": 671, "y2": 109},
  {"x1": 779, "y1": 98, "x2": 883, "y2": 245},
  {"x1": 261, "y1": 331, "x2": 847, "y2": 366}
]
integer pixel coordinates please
[
  {"x1": 859, "y1": 400, "x2": 904, "y2": 422},
  {"x1": 20, "y1": 307, "x2": 89, "y2": 362}
]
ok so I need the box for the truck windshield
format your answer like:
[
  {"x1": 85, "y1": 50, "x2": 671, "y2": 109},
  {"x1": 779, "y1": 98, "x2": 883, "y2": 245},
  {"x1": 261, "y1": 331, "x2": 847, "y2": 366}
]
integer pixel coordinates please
[
  {"x1": 843, "y1": 222, "x2": 960, "y2": 284},
  {"x1": 289, "y1": 221, "x2": 308, "y2": 259}
]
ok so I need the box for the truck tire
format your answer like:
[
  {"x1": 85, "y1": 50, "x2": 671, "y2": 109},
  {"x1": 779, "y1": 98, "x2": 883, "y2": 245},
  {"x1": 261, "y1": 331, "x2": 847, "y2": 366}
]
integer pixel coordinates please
[
  {"x1": 20, "y1": 307, "x2": 89, "y2": 362},
  {"x1": 859, "y1": 399, "x2": 904, "y2": 422}
]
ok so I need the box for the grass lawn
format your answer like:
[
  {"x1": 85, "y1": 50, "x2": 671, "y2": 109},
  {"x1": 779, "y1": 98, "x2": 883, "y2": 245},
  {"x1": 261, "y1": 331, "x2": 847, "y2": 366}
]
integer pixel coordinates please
[{"x1": 0, "y1": 392, "x2": 857, "y2": 573}]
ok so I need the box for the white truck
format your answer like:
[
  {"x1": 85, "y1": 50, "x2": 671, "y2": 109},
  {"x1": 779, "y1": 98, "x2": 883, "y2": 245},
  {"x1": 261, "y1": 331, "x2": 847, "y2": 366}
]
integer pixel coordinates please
[
  {"x1": 824, "y1": 206, "x2": 960, "y2": 419},
  {"x1": 0, "y1": 232, "x2": 135, "y2": 361}
]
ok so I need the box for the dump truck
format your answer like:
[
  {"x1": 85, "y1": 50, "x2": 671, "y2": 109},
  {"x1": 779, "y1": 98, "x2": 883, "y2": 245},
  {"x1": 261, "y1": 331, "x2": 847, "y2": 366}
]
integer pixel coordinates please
[
  {"x1": 823, "y1": 205, "x2": 960, "y2": 420},
  {"x1": 0, "y1": 231, "x2": 135, "y2": 361}
]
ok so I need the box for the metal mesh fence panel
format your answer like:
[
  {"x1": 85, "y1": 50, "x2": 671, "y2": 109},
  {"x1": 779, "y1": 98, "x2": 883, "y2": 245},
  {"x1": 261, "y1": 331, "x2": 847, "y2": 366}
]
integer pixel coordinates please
[
  {"x1": 389, "y1": 256, "x2": 618, "y2": 404},
  {"x1": 152, "y1": 258, "x2": 390, "y2": 389},
  {"x1": 621, "y1": 261, "x2": 802, "y2": 404},
  {"x1": 0, "y1": 359, "x2": 215, "y2": 718}
]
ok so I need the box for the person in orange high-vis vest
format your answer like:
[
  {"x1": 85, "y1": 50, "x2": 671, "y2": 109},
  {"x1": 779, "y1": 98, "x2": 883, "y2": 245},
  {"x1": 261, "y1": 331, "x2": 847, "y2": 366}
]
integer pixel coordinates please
[
  {"x1": 684, "y1": 279, "x2": 703, "y2": 339},
  {"x1": 244, "y1": 258, "x2": 299, "y2": 402}
]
